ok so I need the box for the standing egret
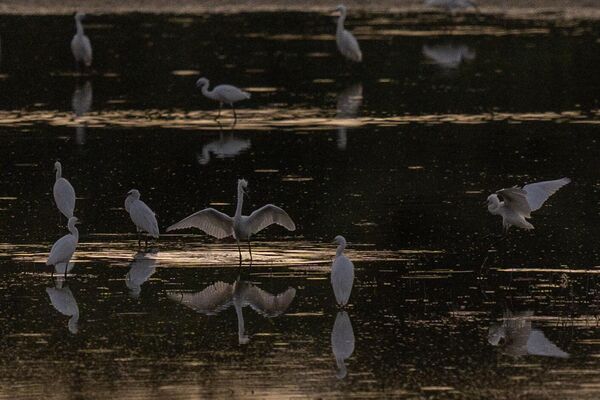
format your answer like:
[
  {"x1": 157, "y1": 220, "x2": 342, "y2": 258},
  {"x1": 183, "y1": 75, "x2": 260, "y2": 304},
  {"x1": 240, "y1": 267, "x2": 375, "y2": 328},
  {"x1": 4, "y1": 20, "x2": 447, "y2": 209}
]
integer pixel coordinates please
[
  {"x1": 334, "y1": 5, "x2": 362, "y2": 63},
  {"x1": 331, "y1": 235, "x2": 354, "y2": 307},
  {"x1": 46, "y1": 216, "x2": 80, "y2": 278},
  {"x1": 196, "y1": 77, "x2": 250, "y2": 122},
  {"x1": 125, "y1": 250, "x2": 158, "y2": 298},
  {"x1": 167, "y1": 179, "x2": 296, "y2": 264},
  {"x1": 125, "y1": 189, "x2": 159, "y2": 247},
  {"x1": 486, "y1": 178, "x2": 571, "y2": 231},
  {"x1": 424, "y1": 0, "x2": 480, "y2": 13},
  {"x1": 46, "y1": 282, "x2": 80, "y2": 334},
  {"x1": 331, "y1": 311, "x2": 355, "y2": 379},
  {"x1": 53, "y1": 161, "x2": 76, "y2": 222},
  {"x1": 71, "y1": 12, "x2": 92, "y2": 71}
]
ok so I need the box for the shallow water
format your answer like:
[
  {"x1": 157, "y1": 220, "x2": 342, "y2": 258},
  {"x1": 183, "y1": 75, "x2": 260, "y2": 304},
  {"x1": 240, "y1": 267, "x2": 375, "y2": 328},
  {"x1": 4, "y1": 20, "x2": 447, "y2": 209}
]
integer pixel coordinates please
[{"x1": 1, "y1": 11, "x2": 600, "y2": 399}]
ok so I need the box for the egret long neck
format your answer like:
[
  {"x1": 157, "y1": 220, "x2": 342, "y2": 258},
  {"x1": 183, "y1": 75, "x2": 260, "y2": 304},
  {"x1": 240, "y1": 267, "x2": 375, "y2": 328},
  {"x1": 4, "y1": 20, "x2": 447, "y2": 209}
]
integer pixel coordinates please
[
  {"x1": 75, "y1": 18, "x2": 84, "y2": 36},
  {"x1": 336, "y1": 243, "x2": 346, "y2": 258},
  {"x1": 68, "y1": 221, "x2": 79, "y2": 240},
  {"x1": 336, "y1": 12, "x2": 346, "y2": 34},
  {"x1": 201, "y1": 82, "x2": 218, "y2": 101},
  {"x1": 235, "y1": 184, "x2": 244, "y2": 218},
  {"x1": 55, "y1": 164, "x2": 62, "y2": 180}
]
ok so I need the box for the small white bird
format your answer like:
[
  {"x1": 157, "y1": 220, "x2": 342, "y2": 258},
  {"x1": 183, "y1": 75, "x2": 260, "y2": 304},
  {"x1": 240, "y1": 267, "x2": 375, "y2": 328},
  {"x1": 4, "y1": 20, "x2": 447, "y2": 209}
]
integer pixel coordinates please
[
  {"x1": 334, "y1": 5, "x2": 362, "y2": 63},
  {"x1": 331, "y1": 311, "x2": 355, "y2": 379},
  {"x1": 53, "y1": 161, "x2": 76, "y2": 221},
  {"x1": 196, "y1": 77, "x2": 250, "y2": 122},
  {"x1": 331, "y1": 235, "x2": 354, "y2": 307},
  {"x1": 125, "y1": 189, "x2": 159, "y2": 247},
  {"x1": 167, "y1": 179, "x2": 296, "y2": 264},
  {"x1": 424, "y1": 0, "x2": 479, "y2": 12},
  {"x1": 168, "y1": 279, "x2": 296, "y2": 344},
  {"x1": 71, "y1": 12, "x2": 92, "y2": 70},
  {"x1": 486, "y1": 178, "x2": 571, "y2": 231},
  {"x1": 125, "y1": 250, "x2": 158, "y2": 298},
  {"x1": 46, "y1": 282, "x2": 80, "y2": 334},
  {"x1": 47, "y1": 216, "x2": 80, "y2": 278},
  {"x1": 197, "y1": 132, "x2": 251, "y2": 165}
]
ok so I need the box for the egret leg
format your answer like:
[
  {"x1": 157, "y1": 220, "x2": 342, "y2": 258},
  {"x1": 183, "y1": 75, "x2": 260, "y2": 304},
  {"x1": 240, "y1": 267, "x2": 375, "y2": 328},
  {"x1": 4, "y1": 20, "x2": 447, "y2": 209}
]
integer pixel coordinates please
[
  {"x1": 232, "y1": 105, "x2": 237, "y2": 124},
  {"x1": 237, "y1": 240, "x2": 242, "y2": 265},
  {"x1": 64, "y1": 259, "x2": 70, "y2": 279},
  {"x1": 145, "y1": 235, "x2": 149, "y2": 248},
  {"x1": 247, "y1": 240, "x2": 252, "y2": 266},
  {"x1": 216, "y1": 103, "x2": 222, "y2": 120},
  {"x1": 137, "y1": 231, "x2": 142, "y2": 248}
]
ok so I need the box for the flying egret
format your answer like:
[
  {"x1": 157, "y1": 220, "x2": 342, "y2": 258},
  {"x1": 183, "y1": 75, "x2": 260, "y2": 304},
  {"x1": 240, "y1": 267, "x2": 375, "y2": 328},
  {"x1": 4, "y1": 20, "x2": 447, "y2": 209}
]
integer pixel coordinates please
[
  {"x1": 46, "y1": 282, "x2": 80, "y2": 334},
  {"x1": 125, "y1": 189, "x2": 159, "y2": 247},
  {"x1": 167, "y1": 179, "x2": 296, "y2": 264},
  {"x1": 196, "y1": 77, "x2": 250, "y2": 122},
  {"x1": 168, "y1": 278, "x2": 296, "y2": 344},
  {"x1": 486, "y1": 178, "x2": 571, "y2": 231},
  {"x1": 71, "y1": 12, "x2": 92, "y2": 71},
  {"x1": 331, "y1": 235, "x2": 354, "y2": 307},
  {"x1": 335, "y1": 84, "x2": 363, "y2": 150},
  {"x1": 46, "y1": 216, "x2": 80, "y2": 278},
  {"x1": 53, "y1": 161, "x2": 76, "y2": 222},
  {"x1": 488, "y1": 310, "x2": 568, "y2": 358},
  {"x1": 331, "y1": 311, "x2": 355, "y2": 379},
  {"x1": 333, "y1": 5, "x2": 362, "y2": 63},
  {"x1": 424, "y1": 0, "x2": 480, "y2": 13},
  {"x1": 422, "y1": 43, "x2": 476, "y2": 69}
]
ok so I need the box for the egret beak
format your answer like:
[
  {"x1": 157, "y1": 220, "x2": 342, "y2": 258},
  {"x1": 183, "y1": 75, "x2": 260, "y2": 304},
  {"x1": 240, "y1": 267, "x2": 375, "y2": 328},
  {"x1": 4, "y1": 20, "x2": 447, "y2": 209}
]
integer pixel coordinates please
[{"x1": 244, "y1": 188, "x2": 250, "y2": 200}]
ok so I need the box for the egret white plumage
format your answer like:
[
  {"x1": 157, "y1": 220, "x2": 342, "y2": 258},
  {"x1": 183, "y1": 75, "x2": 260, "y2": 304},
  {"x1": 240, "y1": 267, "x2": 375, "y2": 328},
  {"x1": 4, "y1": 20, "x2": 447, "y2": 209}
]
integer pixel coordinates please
[
  {"x1": 71, "y1": 12, "x2": 92, "y2": 70},
  {"x1": 46, "y1": 216, "x2": 80, "y2": 278},
  {"x1": 334, "y1": 5, "x2": 362, "y2": 63},
  {"x1": 424, "y1": 0, "x2": 480, "y2": 12},
  {"x1": 53, "y1": 161, "x2": 76, "y2": 221},
  {"x1": 46, "y1": 282, "x2": 80, "y2": 334},
  {"x1": 331, "y1": 235, "x2": 354, "y2": 307},
  {"x1": 125, "y1": 189, "x2": 159, "y2": 247},
  {"x1": 331, "y1": 311, "x2": 355, "y2": 379},
  {"x1": 168, "y1": 279, "x2": 296, "y2": 344},
  {"x1": 422, "y1": 43, "x2": 476, "y2": 69},
  {"x1": 196, "y1": 77, "x2": 250, "y2": 122},
  {"x1": 125, "y1": 250, "x2": 158, "y2": 298},
  {"x1": 486, "y1": 177, "x2": 571, "y2": 231},
  {"x1": 167, "y1": 179, "x2": 296, "y2": 264}
]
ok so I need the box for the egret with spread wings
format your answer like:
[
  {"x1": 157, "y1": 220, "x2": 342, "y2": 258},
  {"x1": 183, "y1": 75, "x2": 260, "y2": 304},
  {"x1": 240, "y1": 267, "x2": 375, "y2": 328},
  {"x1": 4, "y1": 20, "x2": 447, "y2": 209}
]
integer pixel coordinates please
[
  {"x1": 167, "y1": 179, "x2": 296, "y2": 264},
  {"x1": 486, "y1": 178, "x2": 571, "y2": 231}
]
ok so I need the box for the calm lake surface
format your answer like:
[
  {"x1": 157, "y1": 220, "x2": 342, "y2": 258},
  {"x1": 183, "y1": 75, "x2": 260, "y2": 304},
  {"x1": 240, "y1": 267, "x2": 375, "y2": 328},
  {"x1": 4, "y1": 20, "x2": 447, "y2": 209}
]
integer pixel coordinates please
[{"x1": 1, "y1": 10, "x2": 600, "y2": 399}]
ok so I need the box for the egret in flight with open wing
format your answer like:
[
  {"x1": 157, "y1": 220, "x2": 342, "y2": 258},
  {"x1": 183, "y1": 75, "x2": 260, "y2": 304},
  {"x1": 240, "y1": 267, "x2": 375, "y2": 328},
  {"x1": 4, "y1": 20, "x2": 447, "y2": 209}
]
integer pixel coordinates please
[
  {"x1": 168, "y1": 279, "x2": 296, "y2": 344},
  {"x1": 125, "y1": 189, "x2": 159, "y2": 247},
  {"x1": 334, "y1": 5, "x2": 362, "y2": 63},
  {"x1": 331, "y1": 235, "x2": 354, "y2": 307},
  {"x1": 46, "y1": 281, "x2": 80, "y2": 334},
  {"x1": 486, "y1": 178, "x2": 571, "y2": 231},
  {"x1": 331, "y1": 311, "x2": 355, "y2": 379},
  {"x1": 71, "y1": 12, "x2": 92, "y2": 71},
  {"x1": 53, "y1": 161, "x2": 76, "y2": 222},
  {"x1": 196, "y1": 77, "x2": 250, "y2": 122},
  {"x1": 167, "y1": 179, "x2": 296, "y2": 264},
  {"x1": 47, "y1": 216, "x2": 80, "y2": 278}
]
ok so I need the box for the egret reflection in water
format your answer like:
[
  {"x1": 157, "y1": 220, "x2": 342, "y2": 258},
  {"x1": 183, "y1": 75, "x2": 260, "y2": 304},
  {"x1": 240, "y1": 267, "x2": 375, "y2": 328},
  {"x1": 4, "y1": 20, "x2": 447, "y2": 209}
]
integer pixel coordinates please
[
  {"x1": 168, "y1": 278, "x2": 296, "y2": 344},
  {"x1": 488, "y1": 310, "x2": 569, "y2": 358},
  {"x1": 331, "y1": 311, "x2": 355, "y2": 379},
  {"x1": 72, "y1": 81, "x2": 92, "y2": 145},
  {"x1": 197, "y1": 132, "x2": 251, "y2": 165},
  {"x1": 125, "y1": 250, "x2": 158, "y2": 298},
  {"x1": 335, "y1": 84, "x2": 363, "y2": 150},
  {"x1": 422, "y1": 43, "x2": 475, "y2": 69},
  {"x1": 46, "y1": 281, "x2": 80, "y2": 334}
]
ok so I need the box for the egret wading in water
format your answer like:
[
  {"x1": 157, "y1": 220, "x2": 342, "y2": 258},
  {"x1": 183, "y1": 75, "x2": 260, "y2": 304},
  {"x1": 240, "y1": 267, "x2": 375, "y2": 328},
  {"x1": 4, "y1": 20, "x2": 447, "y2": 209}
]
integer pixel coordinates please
[
  {"x1": 125, "y1": 189, "x2": 159, "y2": 247},
  {"x1": 71, "y1": 12, "x2": 92, "y2": 71},
  {"x1": 486, "y1": 178, "x2": 571, "y2": 231},
  {"x1": 331, "y1": 235, "x2": 354, "y2": 307},
  {"x1": 334, "y1": 5, "x2": 362, "y2": 63},
  {"x1": 196, "y1": 77, "x2": 250, "y2": 122},
  {"x1": 167, "y1": 179, "x2": 296, "y2": 264},
  {"x1": 47, "y1": 216, "x2": 80, "y2": 278},
  {"x1": 53, "y1": 161, "x2": 76, "y2": 223}
]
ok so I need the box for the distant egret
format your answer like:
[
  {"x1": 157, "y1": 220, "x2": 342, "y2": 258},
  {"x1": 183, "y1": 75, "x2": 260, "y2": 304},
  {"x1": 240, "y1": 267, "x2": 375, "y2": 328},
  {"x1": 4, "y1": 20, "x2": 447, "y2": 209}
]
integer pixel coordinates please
[
  {"x1": 46, "y1": 216, "x2": 80, "y2": 278},
  {"x1": 196, "y1": 77, "x2": 250, "y2": 122},
  {"x1": 53, "y1": 161, "x2": 76, "y2": 221},
  {"x1": 197, "y1": 132, "x2": 251, "y2": 165},
  {"x1": 334, "y1": 5, "x2": 362, "y2": 63},
  {"x1": 46, "y1": 282, "x2": 80, "y2": 334},
  {"x1": 424, "y1": 0, "x2": 480, "y2": 12},
  {"x1": 331, "y1": 235, "x2": 354, "y2": 307},
  {"x1": 71, "y1": 12, "x2": 92, "y2": 70},
  {"x1": 486, "y1": 178, "x2": 571, "y2": 231},
  {"x1": 488, "y1": 310, "x2": 568, "y2": 358},
  {"x1": 168, "y1": 279, "x2": 296, "y2": 344},
  {"x1": 335, "y1": 84, "x2": 363, "y2": 150},
  {"x1": 167, "y1": 179, "x2": 296, "y2": 264},
  {"x1": 422, "y1": 43, "x2": 476, "y2": 69},
  {"x1": 125, "y1": 189, "x2": 159, "y2": 247},
  {"x1": 331, "y1": 311, "x2": 355, "y2": 379},
  {"x1": 125, "y1": 250, "x2": 158, "y2": 298}
]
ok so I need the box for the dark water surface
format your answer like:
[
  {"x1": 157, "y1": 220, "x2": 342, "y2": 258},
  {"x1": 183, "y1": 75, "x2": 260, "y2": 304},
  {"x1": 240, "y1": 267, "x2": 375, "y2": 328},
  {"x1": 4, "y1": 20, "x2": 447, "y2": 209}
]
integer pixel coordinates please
[{"x1": 1, "y1": 11, "x2": 600, "y2": 399}]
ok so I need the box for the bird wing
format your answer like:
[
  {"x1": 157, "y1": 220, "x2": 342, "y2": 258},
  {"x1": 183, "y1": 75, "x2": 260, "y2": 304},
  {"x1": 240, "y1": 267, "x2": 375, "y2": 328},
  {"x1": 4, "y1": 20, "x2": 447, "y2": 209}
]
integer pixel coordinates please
[
  {"x1": 167, "y1": 282, "x2": 234, "y2": 315},
  {"x1": 46, "y1": 287, "x2": 78, "y2": 316},
  {"x1": 81, "y1": 35, "x2": 92, "y2": 66},
  {"x1": 53, "y1": 178, "x2": 76, "y2": 218},
  {"x1": 215, "y1": 84, "x2": 251, "y2": 102},
  {"x1": 47, "y1": 234, "x2": 77, "y2": 265},
  {"x1": 167, "y1": 208, "x2": 234, "y2": 238},
  {"x1": 496, "y1": 187, "x2": 531, "y2": 218},
  {"x1": 523, "y1": 178, "x2": 571, "y2": 212},
  {"x1": 243, "y1": 286, "x2": 296, "y2": 317},
  {"x1": 130, "y1": 200, "x2": 159, "y2": 238},
  {"x1": 331, "y1": 256, "x2": 355, "y2": 306},
  {"x1": 339, "y1": 30, "x2": 362, "y2": 62},
  {"x1": 246, "y1": 204, "x2": 296, "y2": 235},
  {"x1": 527, "y1": 329, "x2": 569, "y2": 358}
]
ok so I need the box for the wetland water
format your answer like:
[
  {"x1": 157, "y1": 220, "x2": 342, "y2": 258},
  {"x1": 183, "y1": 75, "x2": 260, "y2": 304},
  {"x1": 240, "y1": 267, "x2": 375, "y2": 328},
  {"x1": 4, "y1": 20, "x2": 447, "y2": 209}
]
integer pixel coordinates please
[{"x1": 1, "y1": 10, "x2": 600, "y2": 399}]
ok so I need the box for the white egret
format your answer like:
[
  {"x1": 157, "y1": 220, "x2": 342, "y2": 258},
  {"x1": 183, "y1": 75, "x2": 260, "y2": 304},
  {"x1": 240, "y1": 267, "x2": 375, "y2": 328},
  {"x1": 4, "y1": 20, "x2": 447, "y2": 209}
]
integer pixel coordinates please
[
  {"x1": 53, "y1": 161, "x2": 76, "y2": 221},
  {"x1": 46, "y1": 282, "x2": 80, "y2": 334},
  {"x1": 331, "y1": 311, "x2": 355, "y2": 379},
  {"x1": 168, "y1": 279, "x2": 296, "y2": 344},
  {"x1": 196, "y1": 77, "x2": 250, "y2": 122},
  {"x1": 46, "y1": 216, "x2": 80, "y2": 278},
  {"x1": 167, "y1": 179, "x2": 296, "y2": 264},
  {"x1": 125, "y1": 250, "x2": 158, "y2": 298},
  {"x1": 335, "y1": 84, "x2": 363, "y2": 150},
  {"x1": 488, "y1": 310, "x2": 568, "y2": 358},
  {"x1": 72, "y1": 81, "x2": 93, "y2": 145},
  {"x1": 125, "y1": 189, "x2": 159, "y2": 247},
  {"x1": 486, "y1": 177, "x2": 571, "y2": 231},
  {"x1": 197, "y1": 132, "x2": 251, "y2": 165},
  {"x1": 71, "y1": 12, "x2": 92, "y2": 70},
  {"x1": 334, "y1": 5, "x2": 362, "y2": 63},
  {"x1": 422, "y1": 44, "x2": 476, "y2": 69},
  {"x1": 424, "y1": 0, "x2": 479, "y2": 13},
  {"x1": 331, "y1": 235, "x2": 354, "y2": 307}
]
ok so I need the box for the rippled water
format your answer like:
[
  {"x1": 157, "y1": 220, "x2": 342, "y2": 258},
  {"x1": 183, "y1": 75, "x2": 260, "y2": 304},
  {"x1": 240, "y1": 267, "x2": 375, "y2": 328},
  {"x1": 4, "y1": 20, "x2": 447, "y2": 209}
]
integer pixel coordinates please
[{"x1": 1, "y1": 10, "x2": 600, "y2": 400}]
